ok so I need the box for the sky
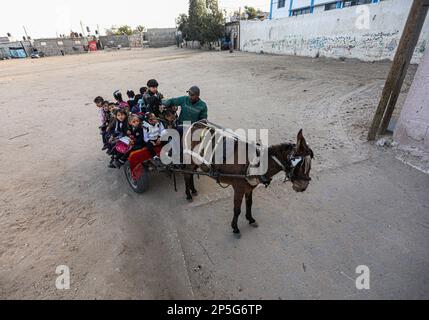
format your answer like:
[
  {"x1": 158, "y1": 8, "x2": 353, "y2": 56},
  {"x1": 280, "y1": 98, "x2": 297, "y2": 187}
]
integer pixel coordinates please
[{"x1": 1, "y1": 0, "x2": 270, "y2": 40}]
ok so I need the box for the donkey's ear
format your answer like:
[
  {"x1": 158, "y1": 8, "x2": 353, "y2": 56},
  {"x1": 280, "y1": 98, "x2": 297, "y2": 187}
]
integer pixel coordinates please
[
  {"x1": 297, "y1": 129, "x2": 304, "y2": 141},
  {"x1": 297, "y1": 129, "x2": 307, "y2": 152}
]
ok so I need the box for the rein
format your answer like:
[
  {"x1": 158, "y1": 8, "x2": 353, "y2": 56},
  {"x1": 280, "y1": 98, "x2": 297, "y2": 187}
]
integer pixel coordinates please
[{"x1": 270, "y1": 152, "x2": 311, "y2": 183}]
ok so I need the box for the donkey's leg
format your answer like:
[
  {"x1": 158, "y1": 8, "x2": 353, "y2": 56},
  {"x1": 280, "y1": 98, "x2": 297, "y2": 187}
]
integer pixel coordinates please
[
  {"x1": 245, "y1": 191, "x2": 258, "y2": 227},
  {"x1": 232, "y1": 187, "x2": 245, "y2": 236},
  {"x1": 190, "y1": 174, "x2": 198, "y2": 195},
  {"x1": 184, "y1": 174, "x2": 193, "y2": 202}
]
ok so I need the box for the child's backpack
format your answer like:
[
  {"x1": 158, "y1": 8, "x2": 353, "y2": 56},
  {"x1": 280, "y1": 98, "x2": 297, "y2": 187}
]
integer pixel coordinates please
[{"x1": 115, "y1": 136, "x2": 132, "y2": 154}]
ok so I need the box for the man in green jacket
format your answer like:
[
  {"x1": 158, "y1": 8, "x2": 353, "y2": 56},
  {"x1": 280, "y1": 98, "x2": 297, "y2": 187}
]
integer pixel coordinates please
[{"x1": 163, "y1": 86, "x2": 208, "y2": 125}]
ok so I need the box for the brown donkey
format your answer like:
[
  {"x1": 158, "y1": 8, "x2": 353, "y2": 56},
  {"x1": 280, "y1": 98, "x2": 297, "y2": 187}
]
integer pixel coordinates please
[{"x1": 183, "y1": 124, "x2": 314, "y2": 237}]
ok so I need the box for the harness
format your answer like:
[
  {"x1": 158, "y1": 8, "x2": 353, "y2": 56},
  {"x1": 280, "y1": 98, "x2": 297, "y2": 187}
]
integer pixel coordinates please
[
  {"x1": 174, "y1": 121, "x2": 311, "y2": 189},
  {"x1": 271, "y1": 152, "x2": 312, "y2": 183}
]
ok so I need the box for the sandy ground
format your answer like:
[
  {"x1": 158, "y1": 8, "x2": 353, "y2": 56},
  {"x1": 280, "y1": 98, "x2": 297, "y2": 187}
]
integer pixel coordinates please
[{"x1": 0, "y1": 47, "x2": 428, "y2": 299}]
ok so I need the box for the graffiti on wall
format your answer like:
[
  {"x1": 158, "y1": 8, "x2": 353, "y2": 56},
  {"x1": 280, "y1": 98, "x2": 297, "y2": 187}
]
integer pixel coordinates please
[{"x1": 242, "y1": 29, "x2": 427, "y2": 62}]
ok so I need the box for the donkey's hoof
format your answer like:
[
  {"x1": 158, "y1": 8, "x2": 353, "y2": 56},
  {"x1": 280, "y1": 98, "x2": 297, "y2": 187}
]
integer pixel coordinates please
[
  {"x1": 233, "y1": 232, "x2": 242, "y2": 239},
  {"x1": 191, "y1": 190, "x2": 198, "y2": 196},
  {"x1": 186, "y1": 196, "x2": 193, "y2": 203},
  {"x1": 249, "y1": 222, "x2": 259, "y2": 228}
]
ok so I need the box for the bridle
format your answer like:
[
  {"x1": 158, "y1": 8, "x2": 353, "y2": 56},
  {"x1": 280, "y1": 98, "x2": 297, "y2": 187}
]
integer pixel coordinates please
[{"x1": 271, "y1": 150, "x2": 312, "y2": 183}]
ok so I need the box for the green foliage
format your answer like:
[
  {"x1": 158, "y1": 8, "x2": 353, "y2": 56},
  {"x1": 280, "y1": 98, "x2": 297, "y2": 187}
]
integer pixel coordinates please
[
  {"x1": 244, "y1": 6, "x2": 259, "y2": 20},
  {"x1": 177, "y1": 0, "x2": 224, "y2": 43},
  {"x1": 106, "y1": 25, "x2": 133, "y2": 36},
  {"x1": 134, "y1": 25, "x2": 146, "y2": 33}
]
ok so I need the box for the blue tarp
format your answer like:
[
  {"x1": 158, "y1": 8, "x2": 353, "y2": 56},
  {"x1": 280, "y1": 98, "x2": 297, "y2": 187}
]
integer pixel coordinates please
[{"x1": 9, "y1": 48, "x2": 27, "y2": 58}]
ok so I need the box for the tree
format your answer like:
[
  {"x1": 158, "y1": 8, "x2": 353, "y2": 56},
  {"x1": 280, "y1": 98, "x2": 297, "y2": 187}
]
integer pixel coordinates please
[
  {"x1": 177, "y1": 0, "x2": 224, "y2": 43},
  {"x1": 244, "y1": 6, "x2": 259, "y2": 20},
  {"x1": 116, "y1": 25, "x2": 133, "y2": 36},
  {"x1": 105, "y1": 25, "x2": 133, "y2": 36},
  {"x1": 176, "y1": 14, "x2": 190, "y2": 39},
  {"x1": 134, "y1": 25, "x2": 146, "y2": 34},
  {"x1": 202, "y1": 0, "x2": 224, "y2": 43}
]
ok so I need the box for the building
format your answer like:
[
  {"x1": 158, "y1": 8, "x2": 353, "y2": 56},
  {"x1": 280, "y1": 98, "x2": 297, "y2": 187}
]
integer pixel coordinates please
[
  {"x1": 0, "y1": 36, "x2": 11, "y2": 44},
  {"x1": 241, "y1": 0, "x2": 428, "y2": 62},
  {"x1": 394, "y1": 47, "x2": 429, "y2": 157},
  {"x1": 270, "y1": 0, "x2": 382, "y2": 19}
]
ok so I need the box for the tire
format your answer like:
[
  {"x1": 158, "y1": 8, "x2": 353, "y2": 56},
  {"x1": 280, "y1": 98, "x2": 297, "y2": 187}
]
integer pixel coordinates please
[{"x1": 124, "y1": 161, "x2": 150, "y2": 194}]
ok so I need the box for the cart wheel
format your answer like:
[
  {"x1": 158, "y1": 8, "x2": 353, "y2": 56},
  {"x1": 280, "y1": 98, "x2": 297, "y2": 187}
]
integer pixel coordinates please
[{"x1": 124, "y1": 161, "x2": 150, "y2": 194}]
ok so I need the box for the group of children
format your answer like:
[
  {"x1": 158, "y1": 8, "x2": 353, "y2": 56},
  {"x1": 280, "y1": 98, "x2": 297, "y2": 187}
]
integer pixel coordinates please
[{"x1": 94, "y1": 79, "x2": 178, "y2": 169}]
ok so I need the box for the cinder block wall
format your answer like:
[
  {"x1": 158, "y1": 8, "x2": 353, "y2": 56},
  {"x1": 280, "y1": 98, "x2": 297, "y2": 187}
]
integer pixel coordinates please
[
  {"x1": 146, "y1": 28, "x2": 176, "y2": 48},
  {"x1": 394, "y1": 49, "x2": 429, "y2": 154},
  {"x1": 33, "y1": 38, "x2": 88, "y2": 56},
  {"x1": 240, "y1": 0, "x2": 429, "y2": 63},
  {"x1": 99, "y1": 35, "x2": 130, "y2": 48}
]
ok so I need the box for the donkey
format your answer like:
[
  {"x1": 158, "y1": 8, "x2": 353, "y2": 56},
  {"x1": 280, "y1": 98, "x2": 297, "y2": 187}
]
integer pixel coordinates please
[{"x1": 183, "y1": 124, "x2": 314, "y2": 236}]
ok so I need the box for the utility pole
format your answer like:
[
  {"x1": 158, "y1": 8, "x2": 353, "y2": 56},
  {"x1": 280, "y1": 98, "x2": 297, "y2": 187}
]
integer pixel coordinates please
[
  {"x1": 368, "y1": 0, "x2": 429, "y2": 141},
  {"x1": 80, "y1": 20, "x2": 86, "y2": 37},
  {"x1": 23, "y1": 26, "x2": 29, "y2": 39},
  {"x1": 238, "y1": 7, "x2": 242, "y2": 52}
]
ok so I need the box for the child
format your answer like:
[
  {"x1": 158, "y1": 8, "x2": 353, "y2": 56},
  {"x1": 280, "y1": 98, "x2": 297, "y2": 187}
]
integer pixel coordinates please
[
  {"x1": 113, "y1": 90, "x2": 129, "y2": 111},
  {"x1": 143, "y1": 113, "x2": 165, "y2": 160},
  {"x1": 137, "y1": 87, "x2": 148, "y2": 113},
  {"x1": 162, "y1": 109, "x2": 178, "y2": 130},
  {"x1": 128, "y1": 115, "x2": 145, "y2": 151},
  {"x1": 127, "y1": 90, "x2": 138, "y2": 113},
  {"x1": 94, "y1": 96, "x2": 106, "y2": 147},
  {"x1": 101, "y1": 101, "x2": 112, "y2": 150},
  {"x1": 107, "y1": 109, "x2": 129, "y2": 139},
  {"x1": 108, "y1": 102, "x2": 118, "y2": 115},
  {"x1": 106, "y1": 109, "x2": 129, "y2": 168},
  {"x1": 143, "y1": 80, "x2": 164, "y2": 117}
]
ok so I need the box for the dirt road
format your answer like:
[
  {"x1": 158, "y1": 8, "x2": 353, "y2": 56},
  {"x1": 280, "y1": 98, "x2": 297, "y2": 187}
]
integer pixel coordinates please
[{"x1": 0, "y1": 47, "x2": 428, "y2": 299}]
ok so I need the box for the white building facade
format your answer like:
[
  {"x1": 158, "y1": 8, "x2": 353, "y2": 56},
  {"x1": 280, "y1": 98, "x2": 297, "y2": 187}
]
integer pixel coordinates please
[
  {"x1": 242, "y1": 0, "x2": 428, "y2": 63},
  {"x1": 270, "y1": 0, "x2": 382, "y2": 19}
]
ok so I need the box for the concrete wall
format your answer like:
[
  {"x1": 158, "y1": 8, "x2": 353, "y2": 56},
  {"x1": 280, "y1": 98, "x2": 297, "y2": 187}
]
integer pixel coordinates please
[
  {"x1": 394, "y1": 48, "x2": 429, "y2": 154},
  {"x1": 99, "y1": 35, "x2": 130, "y2": 48},
  {"x1": 242, "y1": 0, "x2": 429, "y2": 63},
  {"x1": 184, "y1": 40, "x2": 221, "y2": 51},
  {"x1": 128, "y1": 34, "x2": 147, "y2": 48},
  {"x1": 33, "y1": 38, "x2": 88, "y2": 56},
  {"x1": 146, "y1": 28, "x2": 176, "y2": 47}
]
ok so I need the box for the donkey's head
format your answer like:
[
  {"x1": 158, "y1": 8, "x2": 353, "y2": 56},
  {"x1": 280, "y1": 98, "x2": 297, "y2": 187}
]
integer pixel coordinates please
[{"x1": 290, "y1": 130, "x2": 314, "y2": 193}]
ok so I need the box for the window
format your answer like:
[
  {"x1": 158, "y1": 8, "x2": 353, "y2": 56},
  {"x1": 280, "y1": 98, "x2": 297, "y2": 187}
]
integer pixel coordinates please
[
  {"x1": 342, "y1": 0, "x2": 372, "y2": 8},
  {"x1": 292, "y1": 7, "x2": 311, "y2": 16},
  {"x1": 325, "y1": 2, "x2": 338, "y2": 11},
  {"x1": 278, "y1": 0, "x2": 286, "y2": 9},
  {"x1": 40, "y1": 42, "x2": 47, "y2": 46}
]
